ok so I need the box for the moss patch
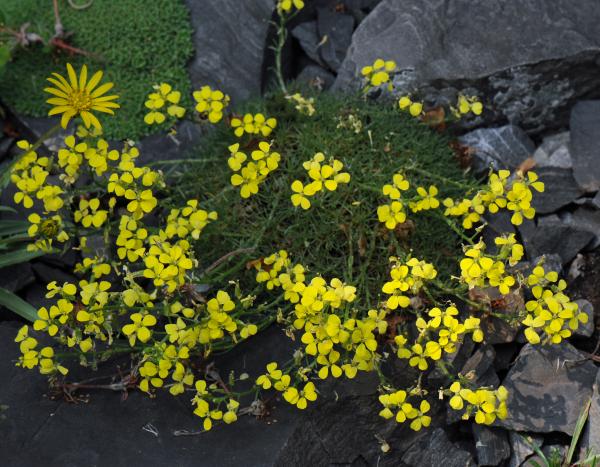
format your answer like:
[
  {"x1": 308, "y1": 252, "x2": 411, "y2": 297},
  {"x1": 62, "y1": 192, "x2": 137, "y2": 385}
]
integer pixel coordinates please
[
  {"x1": 0, "y1": 0, "x2": 194, "y2": 140},
  {"x1": 163, "y1": 91, "x2": 480, "y2": 307}
]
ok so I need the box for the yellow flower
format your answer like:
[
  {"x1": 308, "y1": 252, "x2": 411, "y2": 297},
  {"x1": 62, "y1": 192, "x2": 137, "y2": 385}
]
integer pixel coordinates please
[
  {"x1": 144, "y1": 83, "x2": 186, "y2": 124},
  {"x1": 193, "y1": 85, "x2": 230, "y2": 123},
  {"x1": 277, "y1": 0, "x2": 304, "y2": 13},
  {"x1": 122, "y1": 313, "x2": 157, "y2": 346},
  {"x1": 74, "y1": 198, "x2": 108, "y2": 228},
  {"x1": 230, "y1": 113, "x2": 277, "y2": 138},
  {"x1": 291, "y1": 180, "x2": 318, "y2": 210},
  {"x1": 361, "y1": 59, "x2": 396, "y2": 91},
  {"x1": 44, "y1": 63, "x2": 119, "y2": 130}
]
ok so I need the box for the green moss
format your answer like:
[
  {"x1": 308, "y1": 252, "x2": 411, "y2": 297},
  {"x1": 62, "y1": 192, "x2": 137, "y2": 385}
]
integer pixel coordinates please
[
  {"x1": 164, "y1": 91, "x2": 480, "y2": 307},
  {"x1": 0, "y1": 0, "x2": 194, "y2": 139}
]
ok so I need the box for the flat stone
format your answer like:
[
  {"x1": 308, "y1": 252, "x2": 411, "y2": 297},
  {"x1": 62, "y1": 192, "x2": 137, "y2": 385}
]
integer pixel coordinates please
[
  {"x1": 185, "y1": 0, "x2": 274, "y2": 104},
  {"x1": 0, "y1": 323, "x2": 307, "y2": 466},
  {"x1": 573, "y1": 299, "x2": 595, "y2": 338},
  {"x1": 507, "y1": 431, "x2": 544, "y2": 467},
  {"x1": 401, "y1": 428, "x2": 476, "y2": 467},
  {"x1": 136, "y1": 120, "x2": 203, "y2": 165},
  {"x1": 560, "y1": 207, "x2": 600, "y2": 250},
  {"x1": 570, "y1": 100, "x2": 600, "y2": 193},
  {"x1": 533, "y1": 132, "x2": 572, "y2": 169},
  {"x1": 518, "y1": 217, "x2": 594, "y2": 265},
  {"x1": 291, "y1": 21, "x2": 325, "y2": 67},
  {"x1": 335, "y1": 0, "x2": 600, "y2": 135},
  {"x1": 458, "y1": 125, "x2": 535, "y2": 175},
  {"x1": 531, "y1": 167, "x2": 581, "y2": 214},
  {"x1": 498, "y1": 343, "x2": 597, "y2": 435},
  {"x1": 296, "y1": 63, "x2": 336, "y2": 90},
  {"x1": 316, "y1": 7, "x2": 355, "y2": 72},
  {"x1": 581, "y1": 369, "x2": 600, "y2": 458},
  {"x1": 472, "y1": 425, "x2": 510, "y2": 466}
]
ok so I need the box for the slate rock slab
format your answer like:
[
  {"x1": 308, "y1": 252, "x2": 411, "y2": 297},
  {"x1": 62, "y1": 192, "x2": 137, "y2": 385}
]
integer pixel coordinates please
[
  {"x1": 185, "y1": 0, "x2": 274, "y2": 104},
  {"x1": 0, "y1": 322, "x2": 305, "y2": 467},
  {"x1": 507, "y1": 431, "x2": 543, "y2": 467},
  {"x1": 458, "y1": 125, "x2": 534, "y2": 174},
  {"x1": 401, "y1": 428, "x2": 476, "y2": 467},
  {"x1": 472, "y1": 425, "x2": 510, "y2": 466},
  {"x1": 533, "y1": 132, "x2": 572, "y2": 169},
  {"x1": 582, "y1": 369, "x2": 600, "y2": 458},
  {"x1": 570, "y1": 101, "x2": 600, "y2": 193},
  {"x1": 498, "y1": 343, "x2": 597, "y2": 435},
  {"x1": 561, "y1": 207, "x2": 600, "y2": 250},
  {"x1": 291, "y1": 21, "x2": 325, "y2": 67},
  {"x1": 531, "y1": 167, "x2": 581, "y2": 214},
  {"x1": 316, "y1": 7, "x2": 355, "y2": 72},
  {"x1": 335, "y1": 0, "x2": 600, "y2": 135},
  {"x1": 518, "y1": 217, "x2": 594, "y2": 265}
]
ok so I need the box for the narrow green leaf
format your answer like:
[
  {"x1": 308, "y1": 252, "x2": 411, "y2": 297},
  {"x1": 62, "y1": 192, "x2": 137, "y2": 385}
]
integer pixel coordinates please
[
  {"x1": 0, "y1": 220, "x2": 29, "y2": 237},
  {"x1": 0, "y1": 205, "x2": 17, "y2": 213},
  {"x1": 0, "y1": 248, "x2": 46, "y2": 268},
  {"x1": 568, "y1": 399, "x2": 592, "y2": 464},
  {"x1": 0, "y1": 286, "x2": 37, "y2": 322}
]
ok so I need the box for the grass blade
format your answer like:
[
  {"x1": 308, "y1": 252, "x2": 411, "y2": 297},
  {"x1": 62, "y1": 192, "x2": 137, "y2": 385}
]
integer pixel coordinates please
[
  {"x1": 0, "y1": 286, "x2": 37, "y2": 321},
  {"x1": 567, "y1": 399, "x2": 592, "y2": 464},
  {"x1": 0, "y1": 248, "x2": 45, "y2": 268}
]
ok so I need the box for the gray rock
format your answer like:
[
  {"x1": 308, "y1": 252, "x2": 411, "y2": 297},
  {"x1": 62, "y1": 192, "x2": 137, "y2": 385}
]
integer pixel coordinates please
[
  {"x1": 296, "y1": 63, "x2": 336, "y2": 90},
  {"x1": 0, "y1": 323, "x2": 308, "y2": 467},
  {"x1": 185, "y1": 0, "x2": 274, "y2": 104},
  {"x1": 461, "y1": 345, "x2": 497, "y2": 384},
  {"x1": 570, "y1": 101, "x2": 600, "y2": 193},
  {"x1": 137, "y1": 120, "x2": 203, "y2": 165},
  {"x1": 507, "y1": 431, "x2": 543, "y2": 467},
  {"x1": 473, "y1": 425, "x2": 510, "y2": 466},
  {"x1": 458, "y1": 125, "x2": 535, "y2": 175},
  {"x1": 291, "y1": 21, "x2": 325, "y2": 67},
  {"x1": 334, "y1": 0, "x2": 600, "y2": 135},
  {"x1": 316, "y1": 8, "x2": 355, "y2": 72},
  {"x1": 533, "y1": 132, "x2": 572, "y2": 169},
  {"x1": 581, "y1": 369, "x2": 600, "y2": 459},
  {"x1": 498, "y1": 343, "x2": 597, "y2": 435},
  {"x1": 0, "y1": 262, "x2": 33, "y2": 294},
  {"x1": 531, "y1": 167, "x2": 581, "y2": 214},
  {"x1": 573, "y1": 299, "x2": 594, "y2": 338},
  {"x1": 401, "y1": 428, "x2": 475, "y2": 467},
  {"x1": 560, "y1": 207, "x2": 600, "y2": 250},
  {"x1": 519, "y1": 217, "x2": 594, "y2": 265}
]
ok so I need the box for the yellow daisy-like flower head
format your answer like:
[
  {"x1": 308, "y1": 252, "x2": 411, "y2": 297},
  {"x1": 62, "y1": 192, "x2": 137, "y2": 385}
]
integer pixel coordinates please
[{"x1": 45, "y1": 63, "x2": 120, "y2": 130}]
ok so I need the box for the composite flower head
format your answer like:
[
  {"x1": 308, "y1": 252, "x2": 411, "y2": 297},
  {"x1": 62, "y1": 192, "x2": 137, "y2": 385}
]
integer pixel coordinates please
[{"x1": 45, "y1": 64, "x2": 119, "y2": 130}]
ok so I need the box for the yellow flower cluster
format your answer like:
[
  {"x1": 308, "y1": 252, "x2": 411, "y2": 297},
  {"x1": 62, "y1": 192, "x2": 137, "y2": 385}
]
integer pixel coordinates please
[
  {"x1": 444, "y1": 170, "x2": 545, "y2": 228},
  {"x1": 382, "y1": 256, "x2": 437, "y2": 310},
  {"x1": 15, "y1": 326, "x2": 68, "y2": 376},
  {"x1": 164, "y1": 200, "x2": 217, "y2": 240},
  {"x1": 522, "y1": 265, "x2": 587, "y2": 344},
  {"x1": 460, "y1": 235, "x2": 523, "y2": 294},
  {"x1": 277, "y1": 0, "x2": 305, "y2": 13},
  {"x1": 290, "y1": 153, "x2": 351, "y2": 210},
  {"x1": 448, "y1": 382, "x2": 507, "y2": 424},
  {"x1": 230, "y1": 113, "x2": 277, "y2": 138},
  {"x1": 361, "y1": 58, "x2": 396, "y2": 92},
  {"x1": 144, "y1": 83, "x2": 186, "y2": 125},
  {"x1": 398, "y1": 96, "x2": 424, "y2": 117},
  {"x1": 451, "y1": 95, "x2": 483, "y2": 118},
  {"x1": 73, "y1": 198, "x2": 108, "y2": 228},
  {"x1": 193, "y1": 85, "x2": 230, "y2": 123},
  {"x1": 395, "y1": 305, "x2": 483, "y2": 371},
  {"x1": 286, "y1": 93, "x2": 315, "y2": 116},
  {"x1": 228, "y1": 142, "x2": 281, "y2": 198},
  {"x1": 379, "y1": 391, "x2": 431, "y2": 431},
  {"x1": 26, "y1": 213, "x2": 69, "y2": 252}
]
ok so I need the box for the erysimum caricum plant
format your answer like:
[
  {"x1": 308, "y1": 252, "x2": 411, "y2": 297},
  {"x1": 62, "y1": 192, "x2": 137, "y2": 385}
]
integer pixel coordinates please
[{"x1": 7, "y1": 0, "x2": 589, "y2": 445}]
